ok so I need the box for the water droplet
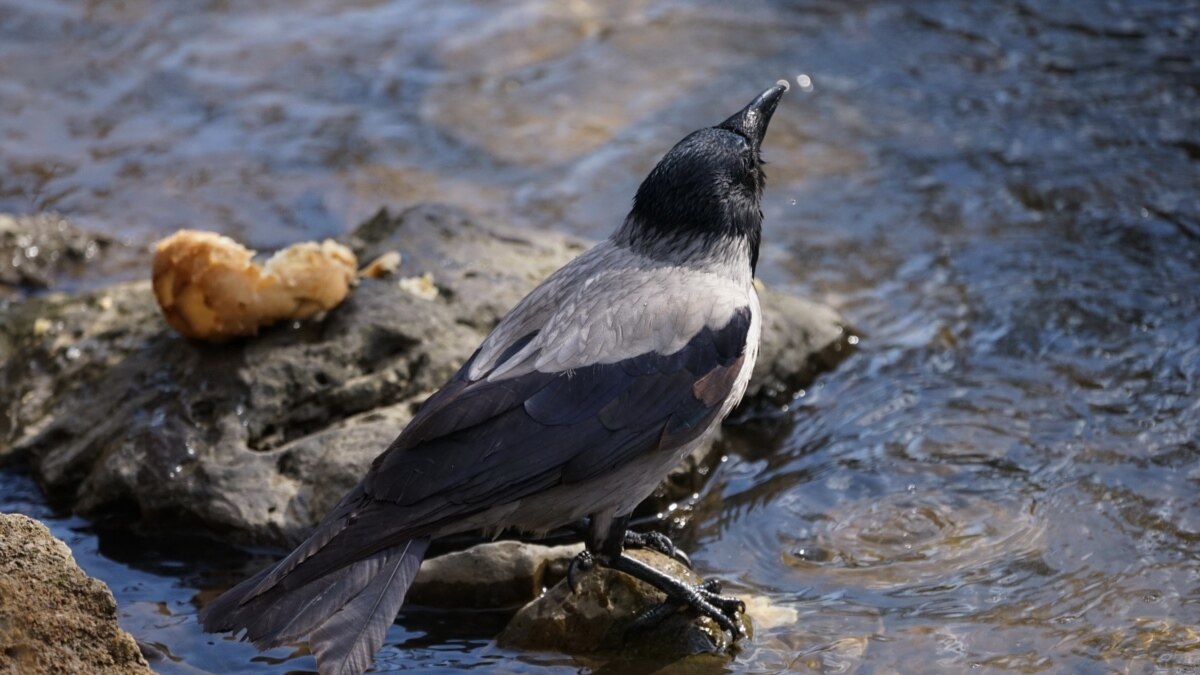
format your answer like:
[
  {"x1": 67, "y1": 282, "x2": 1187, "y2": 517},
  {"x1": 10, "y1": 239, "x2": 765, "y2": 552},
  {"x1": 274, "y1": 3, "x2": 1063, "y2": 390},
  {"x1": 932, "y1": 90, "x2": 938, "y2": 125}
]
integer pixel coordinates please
[
  {"x1": 796, "y1": 73, "x2": 814, "y2": 92},
  {"x1": 65, "y1": 346, "x2": 81, "y2": 360},
  {"x1": 789, "y1": 198, "x2": 798, "y2": 205},
  {"x1": 25, "y1": 245, "x2": 39, "y2": 259},
  {"x1": 847, "y1": 335, "x2": 860, "y2": 345}
]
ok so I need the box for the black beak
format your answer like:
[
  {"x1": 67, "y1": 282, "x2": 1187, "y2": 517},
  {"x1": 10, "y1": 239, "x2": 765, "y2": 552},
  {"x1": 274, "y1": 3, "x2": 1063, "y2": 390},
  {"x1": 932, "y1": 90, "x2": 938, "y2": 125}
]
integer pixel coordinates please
[{"x1": 717, "y1": 80, "x2": 789, "y2": 148}]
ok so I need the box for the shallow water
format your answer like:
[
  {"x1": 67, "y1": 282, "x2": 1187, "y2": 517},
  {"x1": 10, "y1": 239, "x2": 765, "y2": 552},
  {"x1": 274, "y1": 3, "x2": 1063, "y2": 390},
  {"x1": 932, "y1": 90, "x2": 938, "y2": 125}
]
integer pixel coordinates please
[{"x1": 2, "y1": 0, "x2": 1199, "y2": 672}]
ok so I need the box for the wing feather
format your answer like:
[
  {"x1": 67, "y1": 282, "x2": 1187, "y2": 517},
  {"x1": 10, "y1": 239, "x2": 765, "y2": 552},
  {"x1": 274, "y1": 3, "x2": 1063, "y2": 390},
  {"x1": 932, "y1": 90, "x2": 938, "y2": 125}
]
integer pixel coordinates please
[{"x1": 254, "y1": 306, "x2": 752, "y2": 590}]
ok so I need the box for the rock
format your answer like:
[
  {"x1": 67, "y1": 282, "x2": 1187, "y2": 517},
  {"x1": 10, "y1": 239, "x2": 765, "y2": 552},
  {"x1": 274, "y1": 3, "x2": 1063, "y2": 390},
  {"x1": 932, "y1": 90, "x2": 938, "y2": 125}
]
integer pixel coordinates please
[
  {"x1": 0, "y1": 204, "x2": 851, "y2": 545},
  {"x1": 495, "y1": 553, "x2": 821, "y2": 661},
  {"x1": 749, "y1": 287, "x2": 853, "y2": 404},
  {"x1": 0, "y1": 213, "x2": 113, "y2": 291},
  {"x1": 498, "y1": 548, "x2": 745, "y2": 658},
  {"x1": 349, "y1": 204, "x2": 588, "y2": 332},
  {"x1": 0, "y1": 513, "x2": 152, "y2": 675},
  {"x1": 0, "y1": 212, "x2": 144, "y2": 303},
  {"x1": 408, "y1": 541, "x2": 583, "y2": 608},
  {"x1": 411, "y1": 544, "x2": 802, "y2": 660}
]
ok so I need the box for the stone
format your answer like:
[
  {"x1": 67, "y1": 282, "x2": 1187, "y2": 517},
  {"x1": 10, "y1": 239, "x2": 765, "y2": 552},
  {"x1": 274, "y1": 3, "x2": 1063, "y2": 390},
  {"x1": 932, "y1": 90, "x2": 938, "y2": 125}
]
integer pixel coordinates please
[
  {"x1": 0, "y1": 213, "x2": 113, "y2": 291},
  {"x1": 408, "y1": 543, "x2": 802, "y2": 661},
  {"x1": 0, "y1": 204, "x2": 851, "y2": 546},
  {"x1": 498, "y1": 548, "x2": 745, "y2": 658},
  {"x1": 749, "y1": 286, "x2": 853, "y2": 404},
  {"x1": 0, "y1": 513, "x2": 152, "y2": 675},
  {"x1": 408, "y1": 541, "x2": 583, "y2": 609}
]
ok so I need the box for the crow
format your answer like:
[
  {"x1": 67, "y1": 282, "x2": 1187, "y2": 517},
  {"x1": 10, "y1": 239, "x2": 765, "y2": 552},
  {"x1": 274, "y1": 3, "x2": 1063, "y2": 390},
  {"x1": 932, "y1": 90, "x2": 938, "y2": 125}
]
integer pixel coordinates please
[{"x1": 201, "y1": 80, "x2": 789, "y2": 675}]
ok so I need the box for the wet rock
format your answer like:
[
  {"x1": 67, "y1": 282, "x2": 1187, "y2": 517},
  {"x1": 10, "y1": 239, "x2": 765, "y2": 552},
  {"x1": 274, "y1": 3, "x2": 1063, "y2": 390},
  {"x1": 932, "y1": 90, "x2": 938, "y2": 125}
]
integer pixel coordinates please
[
  {"x1": 0, "y1": 513, "x2": 152, "y2": 675},
  {"x1": 749, "y1": 287, "x2": 852, "y2": 404},
  {"x1": 409, "y1": 541, "x2": 583, "y2": 609},
  {"x1": 0, "y1": 204, "x2": 849, "y2": 545},
  {"x1": 0, "y1": 213, "x2": 113, "y2": 291},
  {"x1": 413, "y1": 542, "x2": 803, "y2": 663},
  {"x1": 498, "y1": 549, "x2": 745, "y2": 658}
]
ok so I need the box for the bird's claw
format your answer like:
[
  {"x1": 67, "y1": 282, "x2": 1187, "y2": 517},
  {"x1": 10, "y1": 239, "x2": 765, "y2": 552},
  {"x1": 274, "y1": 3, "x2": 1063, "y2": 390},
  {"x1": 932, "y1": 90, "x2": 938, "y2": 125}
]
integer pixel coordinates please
[
  {"x1": 622, "y1": 529, "x2": 692, "y2": 568},
  {"x1": 696, "y1": 583, "x2": 747, "y2": 623},
  {"x1": 625, "y1": 580, "x2": 746, "y2": 640},
  {"x1": 698, "y1": 578, "x2": 743, "y2": 613},
  {"x1": 623, "y1": 530, "x2": 674, "y2": 558},
  {"x1": 567, "y1": 549, "x2": 595, "y2": 594}
]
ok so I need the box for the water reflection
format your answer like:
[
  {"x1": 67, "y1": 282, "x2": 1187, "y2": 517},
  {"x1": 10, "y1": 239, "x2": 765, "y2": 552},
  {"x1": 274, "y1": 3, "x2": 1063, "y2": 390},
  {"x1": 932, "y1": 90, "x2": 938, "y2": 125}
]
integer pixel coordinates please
[{"x1": 2, "y1": 0, "x2": 1199, "y2": 672}]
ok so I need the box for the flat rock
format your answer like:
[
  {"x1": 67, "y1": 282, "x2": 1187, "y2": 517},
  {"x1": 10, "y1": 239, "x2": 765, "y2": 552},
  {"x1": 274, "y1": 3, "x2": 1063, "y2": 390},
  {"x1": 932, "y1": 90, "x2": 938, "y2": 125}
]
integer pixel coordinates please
[
  {"x1": 409, "y1": 541, "x2": 583, "y2": 608},
  {"x1": 0, "y1": 204, "x2": 851, "y2": 546},
  {"x1": 0, "y1": 513, "x2": 152, "y2": 675}
]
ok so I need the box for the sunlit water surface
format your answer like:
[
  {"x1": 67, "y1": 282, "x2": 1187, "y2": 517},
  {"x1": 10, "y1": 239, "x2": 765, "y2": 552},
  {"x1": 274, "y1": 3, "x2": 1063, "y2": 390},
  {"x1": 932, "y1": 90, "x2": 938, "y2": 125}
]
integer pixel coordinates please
[{"x1": 2, "y1": 0, "x2": 1198, "y2": 672}]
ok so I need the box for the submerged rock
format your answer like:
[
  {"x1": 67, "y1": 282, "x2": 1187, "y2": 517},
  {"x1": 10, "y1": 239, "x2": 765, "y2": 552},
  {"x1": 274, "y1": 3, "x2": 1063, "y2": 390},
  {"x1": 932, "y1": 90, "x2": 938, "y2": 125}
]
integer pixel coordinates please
[
  {"x1": 0, "y1": 513, "x2": 151, "y2": 675},
  {"x1": 0, "y1": 204, "x2": 851, "y2": 545}
]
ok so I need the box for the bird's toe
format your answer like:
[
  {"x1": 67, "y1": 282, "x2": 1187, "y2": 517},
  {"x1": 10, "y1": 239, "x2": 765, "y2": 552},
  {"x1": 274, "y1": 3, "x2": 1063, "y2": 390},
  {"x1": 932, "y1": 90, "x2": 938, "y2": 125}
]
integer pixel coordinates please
[{"x1": 567, "y1": 550, "x2": 596, "y2": 594}]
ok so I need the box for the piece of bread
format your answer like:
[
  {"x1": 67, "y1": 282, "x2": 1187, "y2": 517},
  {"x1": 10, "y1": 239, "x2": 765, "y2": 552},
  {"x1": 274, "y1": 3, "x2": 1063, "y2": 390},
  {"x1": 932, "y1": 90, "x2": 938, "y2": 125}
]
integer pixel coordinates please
[{"x1": 152, "y1": 230, "x2": 358, "y2": 341}]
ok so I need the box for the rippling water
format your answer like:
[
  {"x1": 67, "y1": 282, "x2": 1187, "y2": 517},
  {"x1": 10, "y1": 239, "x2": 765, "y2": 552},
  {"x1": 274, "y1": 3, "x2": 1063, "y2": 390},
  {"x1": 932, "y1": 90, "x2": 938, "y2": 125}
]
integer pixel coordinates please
[{"x1": 2, "y1": 0, "x2": 1199, "y2": 672}]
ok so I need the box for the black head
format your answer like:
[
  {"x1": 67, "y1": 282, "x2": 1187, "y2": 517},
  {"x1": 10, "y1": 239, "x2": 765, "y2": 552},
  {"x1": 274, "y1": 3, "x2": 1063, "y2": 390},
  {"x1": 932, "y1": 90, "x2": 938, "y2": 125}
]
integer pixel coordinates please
[{"x1": 618, "y1": 81, "x2": 789, "y2": 273}]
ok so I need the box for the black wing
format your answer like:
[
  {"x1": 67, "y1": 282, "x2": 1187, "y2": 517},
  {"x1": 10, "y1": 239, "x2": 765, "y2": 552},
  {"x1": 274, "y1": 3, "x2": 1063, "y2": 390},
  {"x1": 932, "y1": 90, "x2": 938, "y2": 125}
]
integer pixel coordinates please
[
  {"x1": 259, "y1": 307, "x2": 751, "y2": 590},
  {"x1": 367, "y1": 305, "x2": 751, "y2": 501}
]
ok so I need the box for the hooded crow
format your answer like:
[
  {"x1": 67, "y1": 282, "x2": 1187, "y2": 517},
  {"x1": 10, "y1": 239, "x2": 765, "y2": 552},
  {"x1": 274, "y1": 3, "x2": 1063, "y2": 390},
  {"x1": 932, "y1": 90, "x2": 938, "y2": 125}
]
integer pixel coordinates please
[{"x1": 200, "y1": 80, "x2": 790, "y2": 675}]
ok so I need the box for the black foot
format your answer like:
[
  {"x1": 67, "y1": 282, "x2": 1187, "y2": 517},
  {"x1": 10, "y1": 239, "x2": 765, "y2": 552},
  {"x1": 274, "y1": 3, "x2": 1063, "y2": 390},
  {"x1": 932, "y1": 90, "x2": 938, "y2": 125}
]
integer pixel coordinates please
[
  {"x1": 611, "y1": 554, "x2": 746, "y2": 640},
  {"x1": 567, "y1": 549, "x2": 595, "y2": 593},
  {"x1": 622, "y1": 530, "x2": 691, "y2": 568}
]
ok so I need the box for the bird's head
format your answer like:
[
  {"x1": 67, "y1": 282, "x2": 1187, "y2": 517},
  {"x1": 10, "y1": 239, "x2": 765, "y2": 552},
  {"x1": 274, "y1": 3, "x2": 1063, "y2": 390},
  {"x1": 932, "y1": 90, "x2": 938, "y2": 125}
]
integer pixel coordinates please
[{"x1": 617, "y1": 80, "x2": 789, "y2": 275}]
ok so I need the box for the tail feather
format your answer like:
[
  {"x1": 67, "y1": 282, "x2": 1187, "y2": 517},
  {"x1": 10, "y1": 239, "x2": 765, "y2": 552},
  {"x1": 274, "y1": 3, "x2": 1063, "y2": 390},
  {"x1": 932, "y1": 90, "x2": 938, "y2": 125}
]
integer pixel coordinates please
[
  {"x1": 262, "y1": 553, "x2": 391, "y2": 646},
  {"x1": 200, "y1": 537, "x2": 431, "y2": 675},
  {"x1": 310, "y1": 538, "x2": 430, "y2": 675}
]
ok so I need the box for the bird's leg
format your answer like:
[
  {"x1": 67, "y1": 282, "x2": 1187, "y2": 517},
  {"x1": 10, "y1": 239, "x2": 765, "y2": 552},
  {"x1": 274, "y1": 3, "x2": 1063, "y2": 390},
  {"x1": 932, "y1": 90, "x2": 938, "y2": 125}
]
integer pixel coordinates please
[
  {"x1": 567, "y1": 514, "x2": 745, "y2": 640},
  {"x1": 565, "y1": 515, "x2": 688, "y2": 566},
  {"x1": 569, "y1": 518, "x2": 687, "y2": 591}
]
